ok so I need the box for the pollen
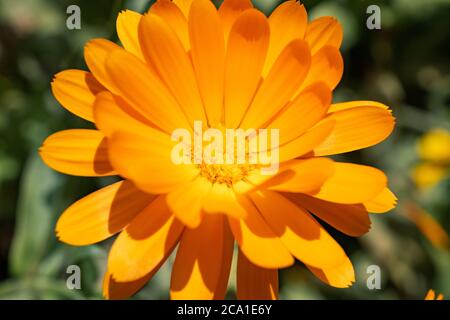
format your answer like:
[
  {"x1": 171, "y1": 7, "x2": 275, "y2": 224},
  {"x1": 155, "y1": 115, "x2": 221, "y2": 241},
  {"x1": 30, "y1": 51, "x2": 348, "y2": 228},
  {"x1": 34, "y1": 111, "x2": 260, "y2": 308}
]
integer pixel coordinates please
[{"x1": 198, "y1": 163, "x2": 257, "y2": 187}]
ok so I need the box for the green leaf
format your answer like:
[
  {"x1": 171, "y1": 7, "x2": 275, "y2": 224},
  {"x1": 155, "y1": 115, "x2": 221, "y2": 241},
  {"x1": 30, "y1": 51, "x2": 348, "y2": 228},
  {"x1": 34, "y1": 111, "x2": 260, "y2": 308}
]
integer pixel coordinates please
[{"x1": 9, "y1": 154, "x2": 60, "y2": 277}]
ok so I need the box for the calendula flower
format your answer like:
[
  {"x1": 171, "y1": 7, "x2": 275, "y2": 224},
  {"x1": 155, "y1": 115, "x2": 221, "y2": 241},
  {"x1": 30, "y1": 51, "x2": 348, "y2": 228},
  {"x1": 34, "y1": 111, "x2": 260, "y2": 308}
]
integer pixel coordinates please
[
  {"x1": 425, "y1": 289, "x2": 444, "y2": 300},
  {"x1": 40, "y1": 0, "x2": 396, "y2": 299},
  {"x1": 411, "y1": 128, "x2": 450, "y2": 189}
]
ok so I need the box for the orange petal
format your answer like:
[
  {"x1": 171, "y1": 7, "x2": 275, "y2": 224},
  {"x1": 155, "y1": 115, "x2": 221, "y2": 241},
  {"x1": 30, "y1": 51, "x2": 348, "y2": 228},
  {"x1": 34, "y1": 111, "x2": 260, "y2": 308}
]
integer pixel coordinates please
[
  {"x1": 39, "y1": 129, "x2": 115, "y2": 177},
  {"x1": 105, "y1": 48, "x2": 191, "y2": 133},
  {"x1": 308, "y1": 162, "x2": 387, "y2": 204},
  {"x1": 264, "y1": 158, "x2": 335, "y2": 194},
  {"x1": 84, "y1": 39, "x2": 121, "y2": 93},
  {"x1": 228, "y1": 196, "x2": 294, "y2": 269},
  {"x1": 172, "y1": 0, "x2": 193, "y2": 18},
  {"x1": 51, "y1": 70, "x2": 104, "y2": 122},
  {"x1": 251, "y1": 191, "x2": 349, "y2": 269},
  {"x1": 93, "y1": 91, "x2": 154, "y2": 138},
  {"x1": 224, "y1": 9, "x2": 269, "y2": 128},
  {"x1": 313, "y1": 105, "x2": 395, "y2": 156},
  {"x1": 103, "y1": 269, "x2": 153, "y2": 300},
  {"x1": 108, "y1": 129, "x2": 198, "y2": 194},
  {"x1": 139, "y1": 13, "x2": 207, "y2": 126},
  {"x1": 278, "y1": 118, "x2": 335, "y2": 162},
  {"x1": 268, "y1": 82, "x2": 331, "y2": 145},
  {"x1": 240, "y1": 39, "x2": 311, "y2": 129},
  {"x1": 305, "y1": 254, "x2": 355, "y2": 288},
  {"x1": 108, "y1": 195, "x2": 184, "y2": 282},
  {"x1": 292, "y1": 194, "x2": 371, "y2": 237},
  {"x1": 202, "y1": 183, "x2": 247, "y2": 219},
  {"x1": 170, "y1": 215, "x2": 234, "y2": 299},
  {"x1": 263, "y1": 0, "x2": 307, "y2": 76},
  {"x1": 403, "y1": 203, "x2": 449, "y2": 250},
  {"x1": 116, "y1": 10, "x2": 144, "y2": 60},
  {"x1": 56, "y1": 180, "x2": 154, "y2": 245},
  {"x1": 298, "y1": 46, "x2": 343, "y2": 93},
  {"x1": 166, "y1": 177, "x2": 211, "y2": 228},
  {"x1": 305, "y1": 17, "x2": 343, "y2": 55},
  {"x1": 218, "y1": 0, "x2": 253, "y2": 41},
  {"x1": 425, "y1": 289, "x2": 436, "y2": 300},
  {"x1": 363, "y1": 187, "x2": 397, "y2": 213},
  {"x1": 189, "y1": 0, "x2": 225, "y2": 126},
  {"x1": 328, "y1": 100, "x2": 389, "y2": 113},
  {"x1": 149, "y1": 0, "x2": 190, "y2": 50},
  {"x1": 236, "y1": 249, "x2": 278, "y2": 300},
  {"x1": 213, "y1": 221, "x2": 235, "y2": 299}
]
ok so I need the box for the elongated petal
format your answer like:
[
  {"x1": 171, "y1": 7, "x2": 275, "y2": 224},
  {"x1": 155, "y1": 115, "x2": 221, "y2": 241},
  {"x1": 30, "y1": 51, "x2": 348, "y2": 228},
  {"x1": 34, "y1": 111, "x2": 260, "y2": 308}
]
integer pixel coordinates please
[
  {"x1": 299, "y1": 46, "x2": 343, "y2": 93},
  {"x1": 313, "y1": 106, "x2": 395, "y2": 156},
  {"x1": 251, "y1": 191, "x2": 349, "y2": 269},
  {"x1": 139, "y1": 13, "x2": 206, "y2": 126},
  {"x1": 166, "y1": 177, "x2": 211, "y2": 228},
  {"x1": 189, "y1": 0, "x2": 225, "y2": 126},
  {"x1": 363, "y1": 187, "x2": 397, "y2": 213},
  {"x1": 51, "y1": 70, "x2": 104, "y2": 122},
  {"x1": 39, "y1": 129, "x2": 115, "y2": 177},
  {"x1": 263, "y1": 0, "x2": 307, "y2": 76},
  {"x1": 218, "y1": 0, "x2": 253, "y2": 40},
  {"x1": 268, "y1": 82, "x2": 331, "y2": 144},
  {"x1": 108, "y1": 196, "x2": 184, "y2": 282},
  {"x1": 305, "y1": 254, "x2": 355, "y2": 288},
  {"x1": 237, "y1": 250, "x2": 278, "y2": 300},
  {"x1": 241, "y1": 39, "x2": 311, "y2": 129},
  {"x1": 305, "y1": 17, "x2": 343, "y2": 55},
  {"x1": 150, "y1": 0, "x2": 190, "y2": 50},
  {"x1": 172, "y1": 0, "x2": 193, "y2": 18},
  {"x1": 228, "y1": 197, "x2": 294, "y2": 269},
  {"x1": 292, "y1": 194, "x2": 371, "y2": 237},
  {"x1": 103, "y1": 270, "x2": 153, "y2": 300},
  {"x1": 105, "y1": 48, "x2": 191, "y2": 133},
  {"x1": 108, "y1": 129, "x2": 198, "y2": 194},
  {"x1": 224, "y1": 9, "x2": 269, "y2": 128},
  {"x1": 56, "y1": 180, "x2": 154, "y2": 245},
  {"x1": 264, "y1": 158, "x2": 334, "y2": 194},
  {"x1": 309, "y1": 162, "x2": 387, "y2": 204},
  {"x1": 202, "y1": 183, "x2": 247, "y2": 219},
  {"x1": 84, "y1": 39, "x2": 121, "y2": 92},
  {"x1": 278, "y1": 118, "x2": 335, "y2": 162},
  {"x1": 213, "y1": 221, "x2": 235, "y2": 299},
  {"x1": 328, "y1": 100, "x2": 389, "y2": 113},
  {"x1": 117, "y1": 10, "x2": 144, "y2": 60},
  {"x1": 170, "y1": 215, "x2": 234, "y2": 299},
  {"x1": 93, "y1": 91, "x2": 154, "y2": 138}
]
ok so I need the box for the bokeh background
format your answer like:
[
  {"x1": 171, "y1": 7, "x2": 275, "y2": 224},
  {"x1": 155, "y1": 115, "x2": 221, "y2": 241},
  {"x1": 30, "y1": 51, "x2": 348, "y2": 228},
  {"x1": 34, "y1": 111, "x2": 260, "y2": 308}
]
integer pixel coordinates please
[{"x1": 0, "y1": 0, "x2": 449, "y2": 299}]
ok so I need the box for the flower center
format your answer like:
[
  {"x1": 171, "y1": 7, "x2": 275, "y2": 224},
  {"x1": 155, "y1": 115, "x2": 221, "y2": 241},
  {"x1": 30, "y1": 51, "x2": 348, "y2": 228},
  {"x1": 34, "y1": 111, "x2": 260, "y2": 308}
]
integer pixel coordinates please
[{"x1": 198, "y1": 163, "x2": 257, "y2": 187}]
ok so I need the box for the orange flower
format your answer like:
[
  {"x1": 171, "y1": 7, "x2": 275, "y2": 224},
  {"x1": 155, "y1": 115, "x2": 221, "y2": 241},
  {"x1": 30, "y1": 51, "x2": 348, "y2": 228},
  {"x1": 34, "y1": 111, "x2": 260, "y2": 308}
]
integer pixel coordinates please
[
  {"x1": 425, "y1": 289, "x2": 444, "y2": 300},
  {"x1": 39, "y1": 0, "x2": 396, "y2": 299}
]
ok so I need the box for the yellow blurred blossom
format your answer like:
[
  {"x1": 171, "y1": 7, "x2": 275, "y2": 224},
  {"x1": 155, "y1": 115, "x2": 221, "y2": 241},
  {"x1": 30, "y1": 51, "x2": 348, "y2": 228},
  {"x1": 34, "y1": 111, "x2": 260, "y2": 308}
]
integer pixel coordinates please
[{"x1": 411, "y1": 128, "x2": 450, "y2": 189}]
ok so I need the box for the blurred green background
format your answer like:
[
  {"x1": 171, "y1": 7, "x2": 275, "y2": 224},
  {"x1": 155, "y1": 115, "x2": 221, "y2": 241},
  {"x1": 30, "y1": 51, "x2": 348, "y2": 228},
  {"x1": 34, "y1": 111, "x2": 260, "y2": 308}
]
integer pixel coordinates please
[{"x1": 0, "y1": 0, "x2": 449, "y2": 299}]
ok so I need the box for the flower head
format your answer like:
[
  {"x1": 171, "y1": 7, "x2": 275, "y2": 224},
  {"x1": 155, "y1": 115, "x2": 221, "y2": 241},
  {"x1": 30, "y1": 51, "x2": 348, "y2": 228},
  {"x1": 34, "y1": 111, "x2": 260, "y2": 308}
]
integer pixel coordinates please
[{"x1": 40, "y1": 0, "x2": 396, "y2": 299}]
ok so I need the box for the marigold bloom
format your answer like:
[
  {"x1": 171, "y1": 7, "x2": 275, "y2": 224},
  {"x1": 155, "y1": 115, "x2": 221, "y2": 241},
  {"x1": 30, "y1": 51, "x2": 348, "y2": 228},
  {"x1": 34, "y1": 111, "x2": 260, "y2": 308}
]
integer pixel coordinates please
[{"x1": 39, "y1": 0, "x2": 396, "y2": 299}]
